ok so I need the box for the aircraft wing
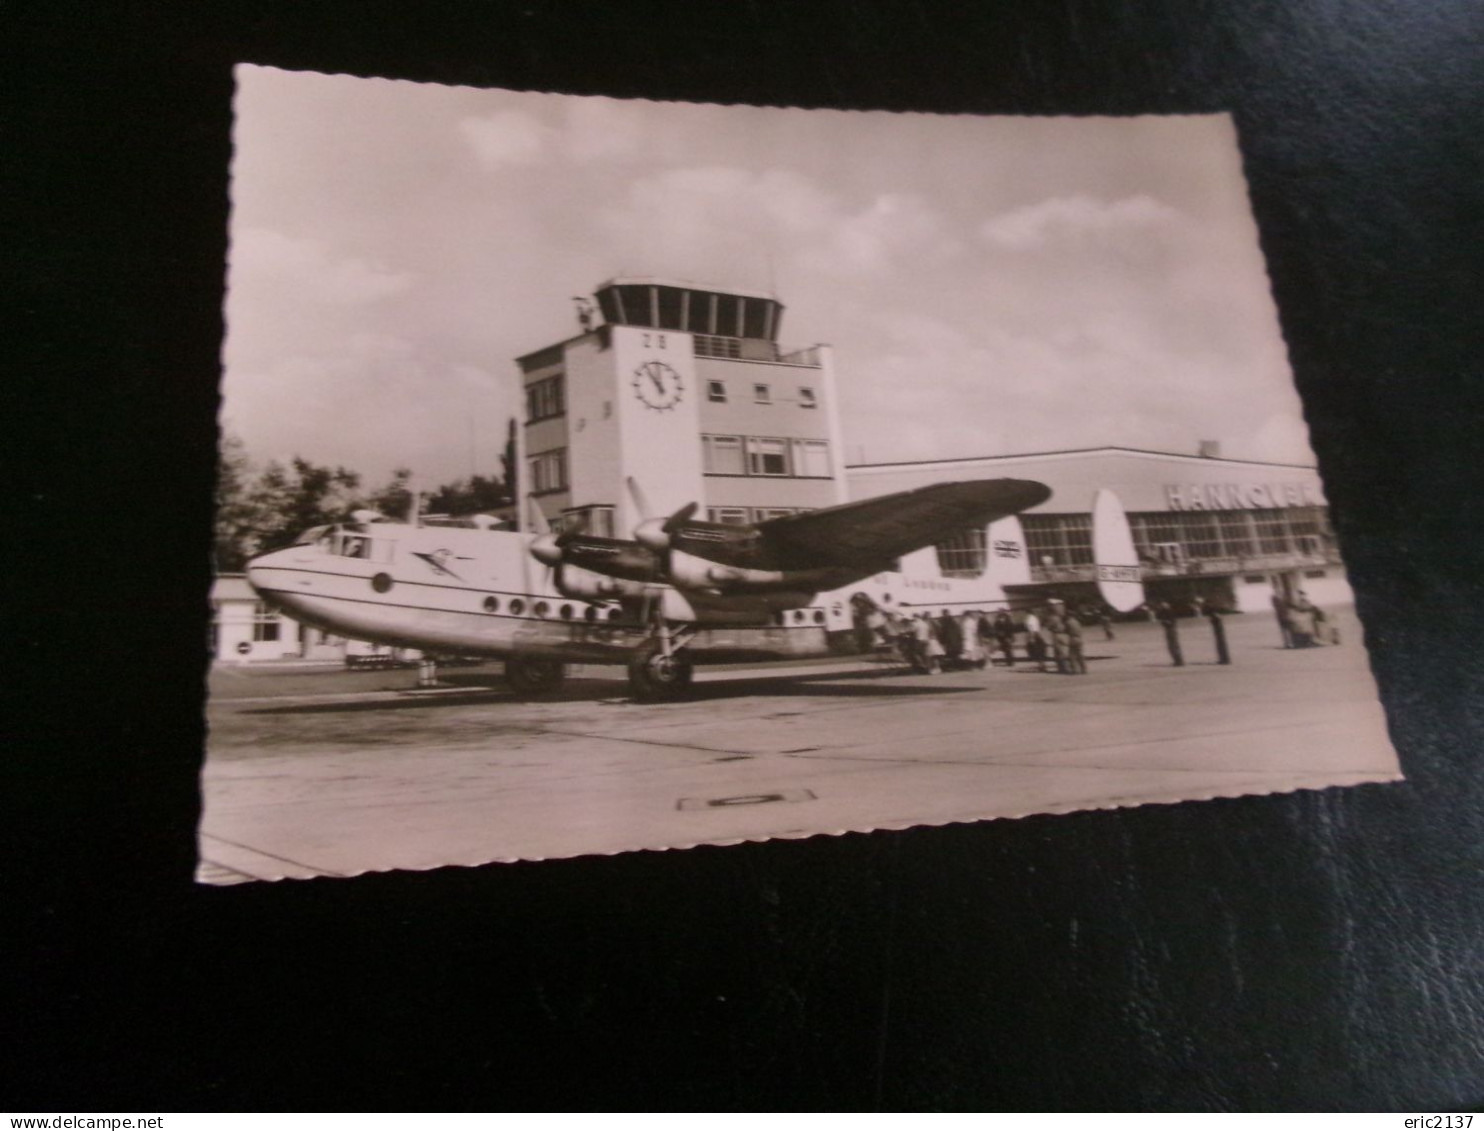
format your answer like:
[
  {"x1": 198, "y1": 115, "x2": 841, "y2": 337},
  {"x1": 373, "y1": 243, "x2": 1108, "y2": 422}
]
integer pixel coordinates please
[{"x1": 758, "y1": 479, "x2": 1052, "y2": 569}]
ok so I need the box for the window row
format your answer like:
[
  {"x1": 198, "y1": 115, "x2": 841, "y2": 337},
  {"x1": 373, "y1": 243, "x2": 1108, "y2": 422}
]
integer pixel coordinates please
[
  {"x1": 598, "y1": 284, "x2": 780, "y2": 340},
  {"x1": 701, "y1": 434, "x2": 832, "y2": 478},
  {"x1": 705, "y1": 506, "x2": 805, "y2": 526},
  {"x1": 705, "y1": 379, "x2": 817, "y2": 408},
  {"x1": 1020, "y1": 507, "x2": 1336, "y2": 568},
  {"x1": 526, "y1": 374, "x2": 565, "y2": 422},
  {"x1": 528, "y1": 448, "x2": 568, "y2": 494}
]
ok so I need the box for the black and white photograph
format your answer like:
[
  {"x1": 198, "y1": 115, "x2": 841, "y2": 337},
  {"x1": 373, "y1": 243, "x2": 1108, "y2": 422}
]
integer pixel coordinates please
[{"x1": 201, "y1": 65, "x2": 1402, "y2": 883}]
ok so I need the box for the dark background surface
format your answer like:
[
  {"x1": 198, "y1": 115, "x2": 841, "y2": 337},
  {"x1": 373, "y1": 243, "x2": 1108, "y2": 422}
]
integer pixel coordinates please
[{"x1": 7, "y1": 0, "x2": 1484, "y2": 1111}]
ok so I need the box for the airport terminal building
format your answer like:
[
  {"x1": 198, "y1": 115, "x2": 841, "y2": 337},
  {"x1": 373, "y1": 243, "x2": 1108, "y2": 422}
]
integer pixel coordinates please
[
  {"x1": 518, "y1": 278, "x2": 1352, "y2": 616},
  {"x1": 848, "y1": 446, "x2": 1350, "y2": 614}
]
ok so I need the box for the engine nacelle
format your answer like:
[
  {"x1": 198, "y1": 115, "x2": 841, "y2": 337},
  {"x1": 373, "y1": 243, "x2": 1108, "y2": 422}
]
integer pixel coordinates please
[
  {"x1": 633, "y1": 517, "x2": 671, "y2": 551},
  {"x1": 667, "y1": 550, "x2": 849, "y2": 596},
  {"x1": 553, "y1": 565, "x2": 649, "y2": 603}
]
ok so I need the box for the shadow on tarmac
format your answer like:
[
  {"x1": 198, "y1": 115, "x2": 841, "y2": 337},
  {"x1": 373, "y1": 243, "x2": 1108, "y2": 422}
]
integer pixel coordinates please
[{"x1": 240, "y1": 666, "x2": 985, "y2": 716}]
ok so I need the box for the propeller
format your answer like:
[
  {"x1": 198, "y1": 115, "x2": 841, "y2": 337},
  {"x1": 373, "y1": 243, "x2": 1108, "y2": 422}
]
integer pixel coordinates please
[
  {"x1": 628, "y1": 477, "x2": 699, "y2": 550},
  {"x1": 527, "y1": 496, "x2": 564, "y2": 567}
]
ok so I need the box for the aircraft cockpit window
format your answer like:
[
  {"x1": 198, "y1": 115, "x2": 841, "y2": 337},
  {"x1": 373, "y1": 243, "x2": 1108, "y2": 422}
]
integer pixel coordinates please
[
  {"x1": 321, "y1": 530, "x2": 392, "y2": 562},
  {"x1": 293, "y1": 525, "x2": 331, "y2": 547}
]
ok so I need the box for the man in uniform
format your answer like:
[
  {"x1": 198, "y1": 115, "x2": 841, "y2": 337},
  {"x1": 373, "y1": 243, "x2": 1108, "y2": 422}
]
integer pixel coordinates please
[
  {"x1": 1065, "y1": 606, "x2": 1088, "y2": 674},
  {"x1": 1044, "y1": 604, "x2": 1071, "y2": 674},
  {"x1": 1271, "y1": 589, "x2": 1294, "y2": 648},
  {"x1": 1156, "y1": 601, "x2": 1184, "y2": 667}
]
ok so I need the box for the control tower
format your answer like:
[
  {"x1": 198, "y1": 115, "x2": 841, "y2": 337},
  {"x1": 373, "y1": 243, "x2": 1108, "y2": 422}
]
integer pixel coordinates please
[{"x1": 517, "y1": 278, "x2": 846, "y2": 536}]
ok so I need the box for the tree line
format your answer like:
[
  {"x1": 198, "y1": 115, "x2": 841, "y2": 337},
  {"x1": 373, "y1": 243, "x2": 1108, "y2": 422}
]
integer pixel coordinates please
[{"x1": 215, "y1": 421, "x2": 518, "y2": 573}]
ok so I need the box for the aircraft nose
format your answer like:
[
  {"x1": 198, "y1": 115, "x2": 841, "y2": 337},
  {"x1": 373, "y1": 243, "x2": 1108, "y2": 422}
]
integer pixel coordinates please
[{"x1": 244, "y1": 546, "x2": 289, "y2": 595}]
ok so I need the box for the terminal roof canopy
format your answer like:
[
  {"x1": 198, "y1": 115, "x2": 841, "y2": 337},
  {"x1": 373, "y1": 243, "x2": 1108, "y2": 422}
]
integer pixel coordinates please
[{"x1": 595, "y1": 278, "x2": 784, "y2": 342}]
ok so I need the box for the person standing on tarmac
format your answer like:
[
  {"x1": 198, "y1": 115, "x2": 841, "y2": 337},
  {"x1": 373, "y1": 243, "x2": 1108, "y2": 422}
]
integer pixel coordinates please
[
  {"x1": 1022, "y1": 607, "x2": 1046, "y2": 672},
  {"x1": 959, "y1": 609, "x2": 987, "y2": 668},
  {"x1": 912, "y1": 613, "x2": 945, "y2": 674},
  {"x1": 1271, "y1": 590, "x2": 1295, "y2": 649},
  {"x1": 1155, "y1": 600, "x2": 1184, "y2": 667},
  {"x1": 1095, "y1": 605, "x2": 1115, "y2": 641},
  {"x1": 1044, "y1": 605, "x2": 1071, "y2": 674},
  {"x1": 1065, "y1": 606, "x2": 1088, "y2": 674},
  {"x1": 993, "y1": 610, "x2": 1017, "y2": 667},
  {"x1": 1203, "y1": 598, "x2": 1232, "y2": 664},
  {"x1": 936, "y1": 609, "x2": 963, "y2": 667}
]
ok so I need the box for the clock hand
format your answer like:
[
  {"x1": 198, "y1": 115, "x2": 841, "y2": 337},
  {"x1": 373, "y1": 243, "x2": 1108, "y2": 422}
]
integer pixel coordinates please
[{"x1": 650, "y1": 368, "x2": 665, "y2": 394}]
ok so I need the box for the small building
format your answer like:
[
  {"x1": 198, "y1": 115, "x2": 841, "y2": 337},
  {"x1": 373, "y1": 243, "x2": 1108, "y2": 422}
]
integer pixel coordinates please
[{"x1": 210, "y1": 574, "x2": 345, "y2": 662}]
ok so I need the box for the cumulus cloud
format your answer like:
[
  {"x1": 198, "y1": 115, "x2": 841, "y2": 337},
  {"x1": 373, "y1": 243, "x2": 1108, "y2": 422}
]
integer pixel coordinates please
[
  {"x1": 223, "y1": 333, "x2": 516, "y2": 485},
  {"x1": 230, "y1": 228, "x2": 415, "y2": 306},
  {"x1": 978, "y1": 194, "x2": 1184, "y2": 251},
  {"x1": 601, "y1": 166, "x2": 952, "y2": 284},
  {"x1": 459, "y1": 110, "x2": 553, "y2": 168}
]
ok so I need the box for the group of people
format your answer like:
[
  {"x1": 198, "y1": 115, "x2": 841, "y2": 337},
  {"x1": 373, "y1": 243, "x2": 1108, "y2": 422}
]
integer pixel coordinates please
[
  {"x1": 1272, "y1": 590, "x2": 1337, "y2": 649},
  {"x1": 858, "y1": 590, "x2": 1338, "y2": 676},
  {"x1": 866, "y1": 603, "x2": 1113, "y2": 676}
]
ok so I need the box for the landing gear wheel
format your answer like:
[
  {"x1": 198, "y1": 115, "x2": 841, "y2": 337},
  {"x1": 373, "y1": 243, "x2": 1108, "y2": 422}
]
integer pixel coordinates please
[
  {"x1": 627, "y1": 639, "x2": 694, "y2": 703},
  {"x1": 504, "y1": 657, "x2": 566, "y2": 696}
]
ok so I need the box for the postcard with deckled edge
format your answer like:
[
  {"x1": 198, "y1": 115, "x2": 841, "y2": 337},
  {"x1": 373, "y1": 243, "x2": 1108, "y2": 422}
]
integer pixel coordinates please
[{"x1": 199, "y1": 65, "x2": 1400, "y2": 883}]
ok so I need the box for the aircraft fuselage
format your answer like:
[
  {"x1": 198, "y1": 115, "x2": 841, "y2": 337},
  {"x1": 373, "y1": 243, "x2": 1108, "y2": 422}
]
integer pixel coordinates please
[{"x1": 245, "y1": 519, "x2": 1015, "y2": 668}]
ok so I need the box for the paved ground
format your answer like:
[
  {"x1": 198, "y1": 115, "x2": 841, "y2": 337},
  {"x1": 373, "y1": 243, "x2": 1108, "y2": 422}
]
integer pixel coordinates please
[{"x1": 198, "y1": 612, "x2": 1402, "y2": 884}]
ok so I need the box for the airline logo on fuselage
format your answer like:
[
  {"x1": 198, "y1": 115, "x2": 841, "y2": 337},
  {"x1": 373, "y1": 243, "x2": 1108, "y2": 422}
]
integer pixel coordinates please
[{"x1": 411, "y1": 549, "x2": 469, "y2": 580}]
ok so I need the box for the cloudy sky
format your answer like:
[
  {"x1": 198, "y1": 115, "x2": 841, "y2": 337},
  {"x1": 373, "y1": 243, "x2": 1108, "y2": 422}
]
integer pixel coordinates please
[{"x1": 222, "y1": 65, "x2": 1314, "y2": 487}]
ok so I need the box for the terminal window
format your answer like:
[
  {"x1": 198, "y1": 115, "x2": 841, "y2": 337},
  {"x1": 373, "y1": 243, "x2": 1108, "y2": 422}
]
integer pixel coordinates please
[
  {"x1": 716, "y1": 294, "x2": 742, "y2": 337},
  {"x1": 707, "y1": 380, "x2": 727, "y2": 403},
  {"x1": 746, "y1": 437, "x2": 789, "y2": 476},
  {"x1": 935, "y1": 528, "x2": 988, "y2": 577},
  {"x1": 1021, "y1": 513, "x2": 1094, "y2": 567},
  {"x1": 526, "y1": 374, "x2": 565, "y2": 422},
  {"x1": 528, "y1": 448, "x2": 568, "y2": 494},
  {"x1": 798, "y1": 387, "x2": 817, "y2": 408},
  {"x1": 708, "y1": 507, "x2": 750, "y2": 525},
  {"x1": 702, "y1": 434, "x2": 746, "y2": 475},
  {"x1": 790, "y1": 438, "x2": 830, "y2": 477},
  {"x1": 754, "y1": 383, "x2": 772, "y2": 404}
]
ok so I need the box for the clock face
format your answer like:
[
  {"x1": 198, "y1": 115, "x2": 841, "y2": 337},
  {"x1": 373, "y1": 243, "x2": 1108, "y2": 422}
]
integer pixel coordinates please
[{"x1": 631, "y1": 360, "x2": 683, "y2": 411}]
